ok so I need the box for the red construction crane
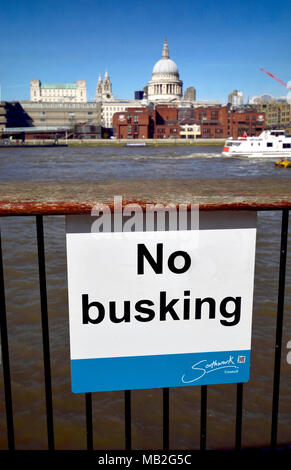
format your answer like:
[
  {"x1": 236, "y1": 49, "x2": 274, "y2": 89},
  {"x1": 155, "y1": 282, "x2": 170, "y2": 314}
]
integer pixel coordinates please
[{"x1": 260, "y1": 68, "x2": 291, "y2": 89}]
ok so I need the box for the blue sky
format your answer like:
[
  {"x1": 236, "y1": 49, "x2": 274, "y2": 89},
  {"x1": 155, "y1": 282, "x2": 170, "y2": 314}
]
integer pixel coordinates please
[{"x1": 1, "y1": 0, "x2": 291, "y2": 103}]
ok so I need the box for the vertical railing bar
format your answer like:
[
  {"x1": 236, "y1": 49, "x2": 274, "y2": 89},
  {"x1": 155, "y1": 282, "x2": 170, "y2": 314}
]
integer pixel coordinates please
[
  {"x1": 85, "y1": 393, "x2": 93, "y2": 451},
  {"x1": 124, "y1": 390, "x2": 131, "y2": 450},
  {"x1": 271, "y1": 208, "x2": 289, "y2": 450},
  {"x1": 36, "y1": 215, "x2": 55, "y2": 451},
  {"x1": 235, "y1": 383, "x2": 243, "y2": 450},
  {"x1": 163, "y1": 387, "x2": 169, "y2": 450},
  {"x1": 200, "y1": 385, "x2": 207, "y2": 450},
  {"x1": 0, "y1": 228, "x2": 15, "y2": 450}
]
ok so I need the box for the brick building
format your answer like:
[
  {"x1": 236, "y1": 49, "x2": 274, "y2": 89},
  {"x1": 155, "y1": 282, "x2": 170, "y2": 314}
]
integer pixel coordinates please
[
  {"x1": 153, "y1": 105, "x2": 180, "y2": 139},
  {"x1": 178, "y1": 106, "x2": 264, "y2": 139},
  {"x1": 187, "y1": 106, "x2": 228, "y2": 139},
  {"x1": 230, "y1": 107, "x2": 265, "y2": 138},
  {"x1": 112, "y1": 107, "x2": 153, "y2": 139},
  {"x1": 112, "y1": 104, "x2": 265, "y2": 140},
  {"x1": 112, "y1": 105, "x2": 180, "y2": 139}
]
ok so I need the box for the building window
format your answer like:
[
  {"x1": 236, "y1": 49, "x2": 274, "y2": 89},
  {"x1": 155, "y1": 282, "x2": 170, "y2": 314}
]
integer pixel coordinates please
[{"x1": 134, "y1": 115, "x2": 139, "y2": 123}]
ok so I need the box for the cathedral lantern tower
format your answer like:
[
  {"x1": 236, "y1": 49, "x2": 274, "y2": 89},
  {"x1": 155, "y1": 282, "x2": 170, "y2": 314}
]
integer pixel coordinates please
[{"x1": 147, "y1": 39, "x2": 183, "y2": 102}]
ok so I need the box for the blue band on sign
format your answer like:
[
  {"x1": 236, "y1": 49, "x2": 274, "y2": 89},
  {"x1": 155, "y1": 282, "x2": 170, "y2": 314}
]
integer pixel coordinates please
[{"x1": 70, "y1": 350, "x2": 251, "y2": 393}]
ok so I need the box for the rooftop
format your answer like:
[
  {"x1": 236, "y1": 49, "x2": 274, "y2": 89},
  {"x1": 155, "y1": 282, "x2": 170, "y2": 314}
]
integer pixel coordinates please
[{"x1": 40, "y1": 83, "x2": 77, "y2": 89}]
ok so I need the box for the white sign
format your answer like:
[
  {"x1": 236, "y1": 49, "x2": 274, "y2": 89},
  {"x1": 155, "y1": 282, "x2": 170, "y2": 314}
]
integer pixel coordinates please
[{"x1": 66, "y1": 211, "x2": 256, "y2": 393}]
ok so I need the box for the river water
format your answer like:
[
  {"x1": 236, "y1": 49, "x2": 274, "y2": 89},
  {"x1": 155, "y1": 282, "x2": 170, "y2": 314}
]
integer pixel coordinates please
[{"x1": 0, "y1": 144, "x2": 290, "y2": 450}]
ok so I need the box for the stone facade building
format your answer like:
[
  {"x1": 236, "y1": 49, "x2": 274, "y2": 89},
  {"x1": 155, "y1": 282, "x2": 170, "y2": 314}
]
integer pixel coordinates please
[
  {"x1": 184, "y1": 87, "x2": 196, "y2": 101},
  {"x1": 254, "y1": 101, "x2": 291, "y2": 134},
  {"x1": 20, "y1": 101, "x2": 101, "y2": 127},
  {"x1": 228, "y1": 90, "x2": 243, "y2": 106},
  {"x1": 179, "y1": 123, "x2": 201, "y2": 139},
  {"x1": 30, "y1": 80, "x2": 87, "y2": 103}
]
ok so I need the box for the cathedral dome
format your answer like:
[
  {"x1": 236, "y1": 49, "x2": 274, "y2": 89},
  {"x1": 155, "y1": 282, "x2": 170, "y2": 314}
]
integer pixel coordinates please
[
  {"x1": 152, "y1": 58, "x2": 179, "y2": 77},
  {"x1": 151, "y1": 39, "x2": 179, "y2": 78},
  {"x1": 147, "y1": 39, "x2": 183, "y2": 102}
]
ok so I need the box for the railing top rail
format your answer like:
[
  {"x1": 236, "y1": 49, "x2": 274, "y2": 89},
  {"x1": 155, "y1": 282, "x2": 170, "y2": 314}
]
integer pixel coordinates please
[{"x1": 0, "y1": 177, "x2": 290, "y2": 215}]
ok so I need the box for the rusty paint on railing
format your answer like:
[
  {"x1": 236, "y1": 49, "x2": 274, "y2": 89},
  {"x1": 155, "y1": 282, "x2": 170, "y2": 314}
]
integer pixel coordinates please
[{"x1": 0, "y1": 178, "x2": 290, "y2": 215}]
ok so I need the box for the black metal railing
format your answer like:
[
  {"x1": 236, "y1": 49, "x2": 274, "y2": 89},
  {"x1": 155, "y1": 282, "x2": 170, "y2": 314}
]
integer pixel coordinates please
[{"x1": 0, "y1": 208, "x2": 289, "y2": 453}]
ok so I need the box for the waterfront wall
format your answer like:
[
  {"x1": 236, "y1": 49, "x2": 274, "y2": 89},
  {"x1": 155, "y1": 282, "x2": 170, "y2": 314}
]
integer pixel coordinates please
[{"x1": 63, "y1": 138, "x2": 225, "y2": 146}]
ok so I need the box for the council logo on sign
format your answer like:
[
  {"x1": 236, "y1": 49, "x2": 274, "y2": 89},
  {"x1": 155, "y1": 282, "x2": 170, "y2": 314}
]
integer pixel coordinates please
[{"x1": 66, "y1": 209, "x2": 256, "y2": 393}]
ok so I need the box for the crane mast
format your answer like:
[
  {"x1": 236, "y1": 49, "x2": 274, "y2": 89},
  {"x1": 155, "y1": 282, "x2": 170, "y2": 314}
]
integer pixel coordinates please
[{"x1": 260, "y1": 68, "x2": 291, "y2": 89}]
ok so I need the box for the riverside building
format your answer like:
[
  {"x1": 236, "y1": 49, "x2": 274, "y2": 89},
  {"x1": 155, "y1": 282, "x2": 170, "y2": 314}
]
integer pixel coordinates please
[
  {"x1": 254, "y1": 101, "x2": 291, "y2": 134},
  {"x1": 100, "y1": 100, "x2": 145, "y2": 129},
  {"x1": 30, "y1": 80, "x2": 87, "y2": 103},
  {"x1": 20, "y1": 101, "x2": 102, "y2": 127},
  {"x1": 0, "y1": 101, "x2": 32, "y2": 131},
  {"x1": 112, "y1": 104, "x2": 264, "y2": 140}
]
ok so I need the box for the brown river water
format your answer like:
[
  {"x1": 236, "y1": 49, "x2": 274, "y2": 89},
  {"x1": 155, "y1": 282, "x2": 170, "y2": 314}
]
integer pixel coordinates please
[{"x1": 0, "y1": 145, "x2": 290, "y2": 450}]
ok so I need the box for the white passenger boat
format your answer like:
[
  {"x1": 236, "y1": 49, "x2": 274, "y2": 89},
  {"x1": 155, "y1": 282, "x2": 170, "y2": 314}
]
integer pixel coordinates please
[{"x1": 222, "y1": 130, "x2": 291, "y2": 158}]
